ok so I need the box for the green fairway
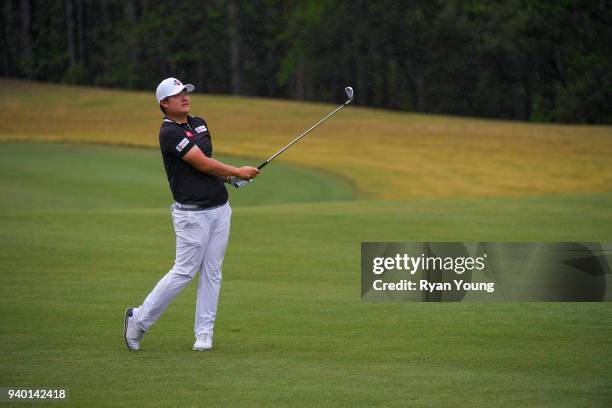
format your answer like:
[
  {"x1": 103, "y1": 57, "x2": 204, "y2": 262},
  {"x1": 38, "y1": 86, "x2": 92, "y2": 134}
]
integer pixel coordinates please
[
  {"x1": 0, "y1": 143, "x2": 352, "y2": 210},
  {"x1": 1, "y1": 143, "x2": 611, "y2": 407}
]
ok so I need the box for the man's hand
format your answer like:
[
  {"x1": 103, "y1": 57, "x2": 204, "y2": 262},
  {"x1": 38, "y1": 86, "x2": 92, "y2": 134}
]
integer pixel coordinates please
[
  {"x1": 236, "y1": 166, "x2": 259, "y2": 180},
  {"x1": 228, "y1": 166, "x2": 259, "y2": 189}
]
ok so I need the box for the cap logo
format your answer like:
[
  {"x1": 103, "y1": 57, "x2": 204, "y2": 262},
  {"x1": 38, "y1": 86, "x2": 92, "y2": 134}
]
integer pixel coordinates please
[{"x1": 173, "y1": 79, "x2": 182, "y2": 86}]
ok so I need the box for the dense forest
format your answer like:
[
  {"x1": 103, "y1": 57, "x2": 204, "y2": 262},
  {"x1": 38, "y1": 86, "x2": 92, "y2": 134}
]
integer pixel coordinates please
[{"x1": 1, "y1": 0, "x2": 610, "y2": 123}]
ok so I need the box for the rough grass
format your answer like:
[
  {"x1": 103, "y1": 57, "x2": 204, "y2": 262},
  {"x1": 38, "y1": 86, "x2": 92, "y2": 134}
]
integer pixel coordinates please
[{"x1": 1, "y1": 79, "x2": 611, "y2": 199}]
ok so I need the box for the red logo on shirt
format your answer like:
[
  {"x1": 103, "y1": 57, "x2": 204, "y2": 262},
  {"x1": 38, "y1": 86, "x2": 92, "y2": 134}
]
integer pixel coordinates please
[{"x1": 185, "y1": 131, "x2": 194, "y2": 138}]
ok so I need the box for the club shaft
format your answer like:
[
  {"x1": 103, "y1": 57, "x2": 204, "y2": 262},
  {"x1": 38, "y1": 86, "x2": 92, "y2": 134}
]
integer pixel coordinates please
[{"x1": 258, "y1": 100, "x2": 350, "y2": 170}]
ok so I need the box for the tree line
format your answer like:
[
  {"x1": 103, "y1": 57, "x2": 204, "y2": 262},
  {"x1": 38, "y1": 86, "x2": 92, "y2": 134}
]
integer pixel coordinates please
[{"x1": 2, "y1": 0, "x2": 610, "y2": 123}]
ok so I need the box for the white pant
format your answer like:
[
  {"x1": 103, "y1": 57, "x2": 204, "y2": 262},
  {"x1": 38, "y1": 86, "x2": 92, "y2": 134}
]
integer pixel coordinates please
[{"x1": 133, "y1": 202, "x2": 231, "y2": 338}]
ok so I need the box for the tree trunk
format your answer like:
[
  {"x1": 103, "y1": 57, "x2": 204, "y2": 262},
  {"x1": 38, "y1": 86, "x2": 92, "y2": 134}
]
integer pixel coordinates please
[
  {"x1": 75, "y1": 0, "x2": 85, "y2": 64},
  {"x1": 415, "y1": 67, "x2": 425, "y2": 112},
  {"x1": 353, "y1": 30, "x2": 368, "y2": 106},
  {"x1": 65, "y1": 0, "x2": 77, "y2": 67},
  {"x1": 98, "y1": 0, "x2": 111, "y2": 78},
  {"x1": 523, "y1": 75, "x2": 532, "y2": 120},
  {"x1": 387, "y1": 57, "x2": 398, "y2": 108},
  {"x1": 100, "y1": 0, "x2": 111, "y2": 30},
  {"x1": 512, "y1": 57, "x2": 528, "y2": 120},
  {"x1": 295, "y1": 58, "x2": 304, "y2": 100},
  {"x1": 19, "y1": 0, "x2": 32, "y2": 77},
  {"x1": 228, "y1": 0, "x2": 242, "y2": 95},
  {"x1": 124, "y1": 0, "x2": 139, "y2": 86},
  {"x1": 554, "y1": 47, "x2": 567, "y2": 87},
  {"x1": 1, "y1": 1, "x2": 15, "y2": 76}
]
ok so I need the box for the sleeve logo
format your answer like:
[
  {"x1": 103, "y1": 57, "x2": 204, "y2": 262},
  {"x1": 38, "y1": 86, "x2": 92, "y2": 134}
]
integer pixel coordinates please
[
  {"x1": 195, "y1": 125, "x2": 207, "y2": 133},
  {"x1": 176, "y1": 137, "x2": 190, "y2": 152}
]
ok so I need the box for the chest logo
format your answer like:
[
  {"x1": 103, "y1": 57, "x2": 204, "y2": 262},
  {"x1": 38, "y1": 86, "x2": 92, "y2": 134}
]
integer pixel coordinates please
[
  {"x1": 185, "y1": 130, "x2": 194, "y2": 138},
  {"x1": 195, "y1": 125, "x2": 207, "y2": 133}
]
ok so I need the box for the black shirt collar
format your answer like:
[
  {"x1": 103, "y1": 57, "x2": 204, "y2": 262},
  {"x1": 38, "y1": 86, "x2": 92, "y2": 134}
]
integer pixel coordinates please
[{"x1": 163, "y1": 116, "x2": 192, "y2": 130}]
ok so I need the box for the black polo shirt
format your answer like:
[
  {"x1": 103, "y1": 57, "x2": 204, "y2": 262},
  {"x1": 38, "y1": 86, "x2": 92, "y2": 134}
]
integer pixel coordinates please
[{"x1": 158, "y1": 115, "x2": 228, "y2": 208}]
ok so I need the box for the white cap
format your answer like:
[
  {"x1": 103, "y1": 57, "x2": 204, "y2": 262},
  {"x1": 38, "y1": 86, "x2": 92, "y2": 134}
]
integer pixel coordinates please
[{"x1": 155, "y1": 77, "x2": 195, "y2": 103}]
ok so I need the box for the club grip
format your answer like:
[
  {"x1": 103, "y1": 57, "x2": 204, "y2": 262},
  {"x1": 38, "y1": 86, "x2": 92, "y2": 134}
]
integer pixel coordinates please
[{"x1": 257, "y1": 161, "x2": 269, "y2": 170}]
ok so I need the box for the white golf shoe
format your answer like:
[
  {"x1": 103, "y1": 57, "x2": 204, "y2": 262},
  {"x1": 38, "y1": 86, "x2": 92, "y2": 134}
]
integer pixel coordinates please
[
  {"x1": 193, "y1": 334, "x2": 213, "y2": 351},
  {"x1": 124, "y1": 307, "x2": 145, "y2": 351}
]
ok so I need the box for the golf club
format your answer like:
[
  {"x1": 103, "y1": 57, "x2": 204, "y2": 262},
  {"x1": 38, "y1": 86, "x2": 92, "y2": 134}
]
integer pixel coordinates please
[
  {"x1": 230, "y1": 86, "x2": 354, "y2": 188},
  {"x1": 258, "y1": 86, "x2": 354, "y2": 170}
]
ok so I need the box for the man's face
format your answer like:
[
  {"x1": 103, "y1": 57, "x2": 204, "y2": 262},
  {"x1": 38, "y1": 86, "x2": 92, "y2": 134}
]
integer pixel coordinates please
[{"x1": 162, "y1": 89, "x2": 190, "y2": 115}]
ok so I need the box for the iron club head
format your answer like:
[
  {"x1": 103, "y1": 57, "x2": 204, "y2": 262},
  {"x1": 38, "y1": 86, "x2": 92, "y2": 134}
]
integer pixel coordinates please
[{"x1": 345, "y1": 86, "x2": 354, "y2": 103}]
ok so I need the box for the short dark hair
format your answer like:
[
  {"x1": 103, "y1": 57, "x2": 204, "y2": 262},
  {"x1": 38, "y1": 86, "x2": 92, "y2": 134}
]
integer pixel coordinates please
[{"x1": 159, "y1": 97, "x2": 168, "y2": 115}]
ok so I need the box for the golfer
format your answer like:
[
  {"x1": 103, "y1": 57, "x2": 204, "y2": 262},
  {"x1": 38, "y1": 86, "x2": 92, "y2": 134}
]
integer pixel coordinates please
[{"x1": 124, "y1": 77, "x2": 259, "y2": 351}]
